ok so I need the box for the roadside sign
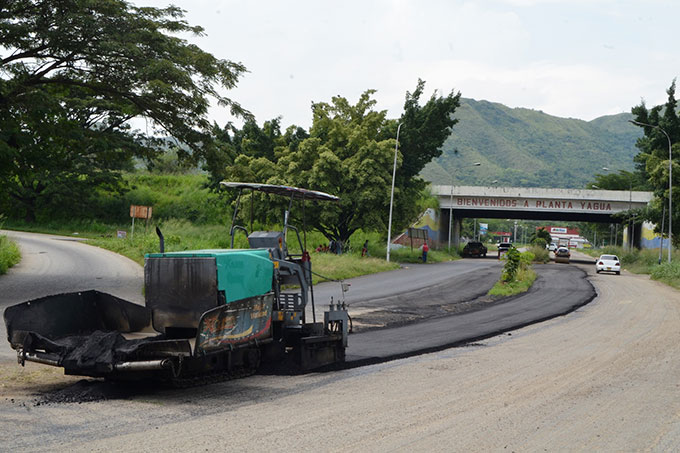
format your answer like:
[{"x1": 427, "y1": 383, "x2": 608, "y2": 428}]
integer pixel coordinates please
[
  {"x1": 129, "y1": 205, "x2": 153, "y2": 238},
  {"x1": 130, "y1": 205, "x2": 152, "y2": 219}
]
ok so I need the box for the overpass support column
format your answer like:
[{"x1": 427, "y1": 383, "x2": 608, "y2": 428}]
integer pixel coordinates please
[
  {"x1": 453, "y1": 217, "x2": 462, "y2": 250},
  {"x1": 624, "y1": 222, "x2": 642, "y2": 249}
]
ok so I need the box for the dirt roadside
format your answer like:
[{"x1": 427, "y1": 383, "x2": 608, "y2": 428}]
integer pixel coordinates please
[{"x1": 2, "y1": 264, "x2": 679, "y2": 451}]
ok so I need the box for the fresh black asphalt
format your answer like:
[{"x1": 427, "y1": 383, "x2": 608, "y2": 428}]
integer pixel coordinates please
[{"x1": 343, "y1": 263, "x2": 596, "y2": 367}]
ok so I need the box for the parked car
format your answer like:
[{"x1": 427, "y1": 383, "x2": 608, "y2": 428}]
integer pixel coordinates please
[
  {"x1": 462, "y1": 241, "x2": 488, "y2": 257},
  {"x1": 596, "y1": 254, "x2": 621, "y2": 275},
  {"x1": 548, "y1": 242, "x2": 557, "y2": 252},
  {"x1": 554, "y1": 246, "x2": 570, "y2": 264}
]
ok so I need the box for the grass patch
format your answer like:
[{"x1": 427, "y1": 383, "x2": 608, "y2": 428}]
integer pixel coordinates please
[
  {"x1": 87, "y1": 219, "x2": 233, "y2": 265},
  {"x1": 527, "y1": 245, "x2": 550, "y2": 263},
  {"x1": 488, "y1": 267, "x2": 537, "y2": 297},
  {"x1": 67, "y1": 221, "x2": 403, "y2": 280},
  {"x1": 650, "y1": 261, "x2": 680, "y2": 289},
  {"x1": 0, "y1": 234, "x2": 21, "y2": 275},
  {"x1": 307, "y1": 253, "x2": 399, "y2": 283},
  {"x1": 488, "y1": 247, "x2": 537, "y2": 297},
  {"x1": 386, "y1": 246, "x2": 458, "y2": 264}
]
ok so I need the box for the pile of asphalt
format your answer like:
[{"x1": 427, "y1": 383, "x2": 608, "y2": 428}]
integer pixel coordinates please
[{"x1": 34, "y1": 379, "x2": 160, "y2": 406}]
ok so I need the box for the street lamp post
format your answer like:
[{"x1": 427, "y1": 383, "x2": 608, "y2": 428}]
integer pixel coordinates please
[
  {"x1": 447, "y1": 162, "x2": 481, "y2": 251},
  {"x1": 629, "y1": 120, "x2": 673, "y2": 262},
  {"x1": 386, "y1": 123, "x2": 402, "y2": 262}
]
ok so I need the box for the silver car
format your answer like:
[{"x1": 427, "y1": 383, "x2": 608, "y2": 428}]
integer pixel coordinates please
[{"x1": 554, "y1": 246, "x2": 570, "y2": 264}]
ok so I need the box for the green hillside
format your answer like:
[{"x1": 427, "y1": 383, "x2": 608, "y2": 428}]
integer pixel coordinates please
[{"x1": 421, "y1": 98, "x2": 641, "y2": 188}]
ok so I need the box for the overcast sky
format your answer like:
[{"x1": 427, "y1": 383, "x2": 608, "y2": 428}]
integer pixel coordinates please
[{"x1": 133, "y1": 0, "x2": 678, "y2": 129}]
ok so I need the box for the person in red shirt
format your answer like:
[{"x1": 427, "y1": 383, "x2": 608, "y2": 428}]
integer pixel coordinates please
[{"x1": 422, "y1": 242, "x2": 429, "y2": 263}]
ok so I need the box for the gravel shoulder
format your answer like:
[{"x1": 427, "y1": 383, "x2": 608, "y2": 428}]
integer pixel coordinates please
[{"x1": 2, "y1": 263, "x2": 679, "y2": 451}]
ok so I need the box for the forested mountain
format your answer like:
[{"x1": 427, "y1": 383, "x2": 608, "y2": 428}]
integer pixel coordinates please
[{"x1": 421, "y1": 98, "x2": 641, "y2": 188}]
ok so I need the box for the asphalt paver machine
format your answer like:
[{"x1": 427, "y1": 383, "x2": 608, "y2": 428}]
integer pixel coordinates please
[{"x1": 4, "y1": 182, "x2": 349, "y2": 385}]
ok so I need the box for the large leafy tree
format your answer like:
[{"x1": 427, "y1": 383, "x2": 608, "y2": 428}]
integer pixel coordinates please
[
  {"x1": 388, "y1": 79, "x2": 462, "y2": 232},
  {"x1": 631, "y1": 80, "x2": 680, "y2": 244},
  {"x1": 220, "y1": 91, "x2": 395, "y2": 242},
  {"x1": 0, "y1": 0, "x2": 247, "y2": 221},
  {"x1": 217, "y1": 81, "x2": 461, "y2": 244},
  {"x1": 529, "y1": 227, "x2": 551, "y2": 247},
  {"x1": 280, "y1": 91, "x2": 395, "y2": 242}
]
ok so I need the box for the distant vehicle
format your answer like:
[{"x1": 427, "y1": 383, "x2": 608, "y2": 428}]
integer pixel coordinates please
[
  {"x1": 548, "y1": 243, "x2": 557, "y2": 252},
  {"x1": 462, "y1": 241, "x2": 487, "y2": 257},
  {"x1": 557, "y1": 238, "x2": 570, "y2": 249},
  {"x1": 596, "y1": 254, "x2": 621, "y2": 275},
  {"x1": 497, "y1": 242, "x2": 512, "y2": 259},
  {"x1": 554, "y1": 246, "x2": 570, "y2": 263}
]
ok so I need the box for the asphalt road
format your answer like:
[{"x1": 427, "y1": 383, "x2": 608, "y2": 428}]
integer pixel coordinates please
[
  {"x1": 310, "y1": 257, "x2": 503, "y2": 328},
  {"x1": 0, "y1": 230, "x2": 143, "y2": 305},
  {"x1": 6, "y1": 233, "x2": 680, "y2": 450},
  {"x1": 0, "y1": 232, "x2": 594, "y2": 367},
  {"x1": 3, "y1": 258, "x2": 679, "y2": 451},
  {"x1": 345, "y1": 263, "x2": 595, "y2": 365},
  {"x1": 0, "y1": 230, "x2": 143, "y2": 361}
]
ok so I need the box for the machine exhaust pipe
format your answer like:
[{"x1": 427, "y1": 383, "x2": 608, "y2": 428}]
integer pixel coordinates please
[
  {"x1": 156, "y1": 226, "x2": 165, "y2": 253},
  {"x1": 18, "y1": 350, "x2": 60, "y2": 367},
  {"x1": 113, "y1": 358, "x2": 172, "y2": 372}
]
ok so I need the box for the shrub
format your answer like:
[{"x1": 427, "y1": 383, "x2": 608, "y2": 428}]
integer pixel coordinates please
[
  {"x1": 650, "y1": 261, "x2": 680, "y2": 288},
  {"x1": 490, "y1": 247, "x2": 537, "y2": 297},
  {"x1": 528, "y1": 245, "x2": 550, "y2": 263},
  {"x1": 531, "y1": 237, "x2": 548, "y2": 248},
  {"x1": 501, "y1": 247, "x2": 521, "y2": 282},
  {"x1": 0, "y1": 235, "x2": 21, "y2": 275}
]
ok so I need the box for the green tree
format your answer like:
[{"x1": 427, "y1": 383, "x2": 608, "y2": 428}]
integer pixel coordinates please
[
  {"x1": 631, "y1": 80, "x2": 680, "y2": 244},
  {"x1": 216, "y1": 81, "x2": 461, "y2": 245},
  {"x1": 390, "y1": 80, "x2": 462, "y2": 232},
  {"x1": 219, "y1": 91, "x2": 395, "y2": 243},
  {"x1": 0, "y1": 0, "x2": 247, "y2": 221},
  {"x1": 586, "y1": 170, "x2": 642, "y2": 191},
  {"x1": 529, "y1": 227, "x2": 551, "y2": 247},
  {"x1": 283, "y1": 91, "x2": 396, "y2": 242}
]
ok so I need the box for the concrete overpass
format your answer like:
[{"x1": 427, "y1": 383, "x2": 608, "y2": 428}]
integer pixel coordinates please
[{"x1": 432, "y1": 185, "x2": 654, "y2": 248}]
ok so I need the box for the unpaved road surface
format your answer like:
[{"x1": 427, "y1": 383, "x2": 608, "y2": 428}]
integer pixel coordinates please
[{"x1": 2, "y1": 261, "x2": 679, "y2": 451}]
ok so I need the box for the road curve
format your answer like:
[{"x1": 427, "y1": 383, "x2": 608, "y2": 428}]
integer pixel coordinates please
[
  {"x1": 344, "y1": 263, "x2": 595, "y2": 365},
  {"x1": 0, "y1": 230, "x2": 143, "y2": 360},
  {"x1": 2, "y1": 262, "x2": 679, "y2": 451},
  {"x1": 0, "y1": 230, "x2": 143, "y2": 305}
]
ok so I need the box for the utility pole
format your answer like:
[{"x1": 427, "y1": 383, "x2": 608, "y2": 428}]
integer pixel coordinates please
[{"x1": 386, "y1": 123, "x2": 402, "y2": 262}]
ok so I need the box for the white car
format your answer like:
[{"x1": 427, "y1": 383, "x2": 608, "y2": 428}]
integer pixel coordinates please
[
  {"x1": 596, "y1": 254, "x2": 621, "y2": 275},
  {"x1": 548, "y1": 243, "x2": 557, "y2": 251}
]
